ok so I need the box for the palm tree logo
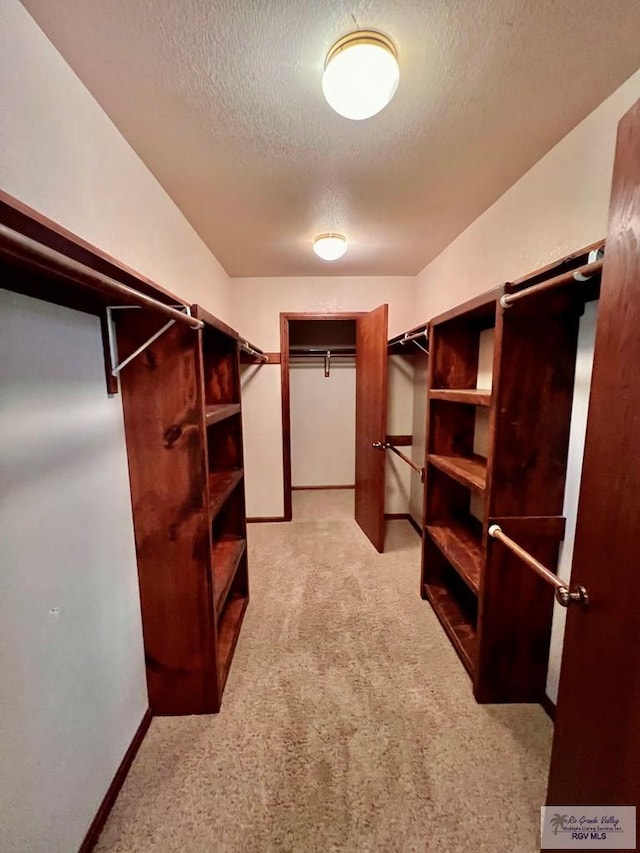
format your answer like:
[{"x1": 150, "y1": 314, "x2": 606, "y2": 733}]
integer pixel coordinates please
[{"x1": 550, "y1": 814, "x2": 568, "y2": 835}]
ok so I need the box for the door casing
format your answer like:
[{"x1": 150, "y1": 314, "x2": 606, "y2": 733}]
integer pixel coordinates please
[{"x1": 280, "y1": 312, "x2": 366, "y2": 521}]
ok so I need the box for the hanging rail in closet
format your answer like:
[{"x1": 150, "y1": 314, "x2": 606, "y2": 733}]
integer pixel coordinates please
[
  {"x1": 488, "y1": 525, "x2": 589, "y2": 608},
  {"x1": 290, "y1": 346, "x2": 355, "y2": 377},
  {"x1": 387, "y1": 324, "x2": 428, "y2": 354},
  {"x1": 501, "y1": 257, "x2": 604, "y2": 308},
  {"x1": 0, "y1": 224, "x2": 203, "y2": 329},
  {"x1": 376, "y1": 442, "x2": 425, "y2": 480},
  {"x1": 289, "y1": 346, "x2": 356, "y2": 355},
  {"x1": 240, "y1": 340, "x2": 269, "y2": 362}
]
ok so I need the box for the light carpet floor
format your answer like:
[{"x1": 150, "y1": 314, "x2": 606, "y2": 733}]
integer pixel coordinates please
[{"x1": 96, "y1": 490, "x2": 552, "y2": 853}]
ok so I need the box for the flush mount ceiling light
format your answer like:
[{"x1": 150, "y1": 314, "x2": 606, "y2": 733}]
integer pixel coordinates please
[
  {"x1": 322, "y1": 30, "x2": 399, "y2": 120},
  {"x1": 313, "y1": 233, "x2": 348, "y2": 261}
]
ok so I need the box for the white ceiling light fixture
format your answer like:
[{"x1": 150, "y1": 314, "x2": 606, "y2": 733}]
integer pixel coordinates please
[
  {"x1": 313, "y1": 233, "x2": 348, "y2": 261},
  {"x1": 322, "y1": 30, "x2": 399, "y2": 121}
]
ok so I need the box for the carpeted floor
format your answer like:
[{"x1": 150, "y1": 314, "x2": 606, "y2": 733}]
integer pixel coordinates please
[{"x1": 96, "y1": 490, "x2": 552, "y2": 852}]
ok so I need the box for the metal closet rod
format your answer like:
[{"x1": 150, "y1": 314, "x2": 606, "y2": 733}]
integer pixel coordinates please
[
  {"x1": 399, "y1": 329, "x2": 427, "y2": 344},
  {"x1": 0, "y1": 223, "x2": 203, "y2": 330},
  {"x1": 389, "y1": 327, "x2": 428, "y2": 354},
  {"x1": 383, "y1": 442, "x2": 425, "y2": 481},
  {"x1": 501, "y1": 258, "x2": 604, "y2": 308},
  {"x1": 488, "y1": 524, "x2": 589, "y2": 608},
  {"x1": 289, "y1": 349, "x2": 356, "y2": 358},
  {"x1": 289, "y1": 346, "x2": 355, "y2": 355},
  {"x1": 240, "y1": 340, "x2": 269, "y2": 362}
]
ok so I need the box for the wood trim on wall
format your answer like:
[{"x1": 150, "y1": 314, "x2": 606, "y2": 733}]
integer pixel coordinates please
[
  {"x1": 240, "y1": 352, "x2": 281, "y2": 365},
  {"x1": 541, "y1": 693, "x2": 556, "y2": 721},
  {"x1": 78, "y1": 708, "x2": 152, "y2": 853},
  {"x1": 246, "y1": 516, "x2": 287, "y2": 523},
  {"x1": 384, "y1": 512, "x2": 422, "y2": 537},
  {"x1": 385, "y1": 434, "x2": 413, "y2": 447},
  {"x1": 291, "y1": 484, "x2": 355, "y2": 491},
  {"x1": 280, "y1": 314, "x2": 292, "y2": 521},
  {"x1": 280, "y1": 312, "x2": 366, "y2": 524}
]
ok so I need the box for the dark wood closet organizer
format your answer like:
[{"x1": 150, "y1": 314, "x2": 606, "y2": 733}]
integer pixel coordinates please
[
  {"x1": 0, "y1": 193, "x2": 252, "y2": 715},
  {"x1": 422, "y1": 251, "x2": 602, "y2": 703},
  {"x1": 116, "y1": 305, "x2": 249, "y2": 715}
]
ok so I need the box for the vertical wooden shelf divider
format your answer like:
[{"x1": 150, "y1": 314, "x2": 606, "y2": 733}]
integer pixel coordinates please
[
  {"x1": 421, "y1": 280, "x2": 583, "y2": 703},
  {"x1": 117, "y1": 303, "x2": 249, "y2": 714}
]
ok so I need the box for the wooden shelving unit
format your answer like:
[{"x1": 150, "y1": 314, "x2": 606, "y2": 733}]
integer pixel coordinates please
[
  {"x1": 429, "y1": 388, "x2": 492, "y2": 407},
  {"x1": 213, "y1": 537, "x2": 247, "y2": 615},
  {"x1": 422, "y1": 282, "x2": 583, "y2": 703},
  {"x1": 205, "y1": 402, "x2": 241, "y2": 425},
  {"x1": 428, "y1": 453, "x2": 487, "y2": 493},
  {"x1": 425, "y1": 518, "x2": 482, "y2": 594},
  {"x1": 116, "y1": 303, "x2": 249, "y2": 714},
  {"x1": 209, "y1": 470, "x2": 244, "y2": 518}
]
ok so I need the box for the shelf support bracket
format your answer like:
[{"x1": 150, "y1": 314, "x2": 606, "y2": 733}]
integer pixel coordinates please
[{"x1": 106, "y1": 305, "x2": 196, "y2": 378}]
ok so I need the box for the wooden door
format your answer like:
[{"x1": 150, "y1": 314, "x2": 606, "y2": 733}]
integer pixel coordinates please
[
  {"x1": 355, "y1": 304, "x2": 388, "y2": 551},
  {"x1": 545, "y1": 99, "x2": 640, "y2": 834}
]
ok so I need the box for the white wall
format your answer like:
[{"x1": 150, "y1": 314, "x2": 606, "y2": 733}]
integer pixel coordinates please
[
  {"x1": 230, "y1": 276, "x2": 416, "y2": 518},
  {"x1": 0, "y1": 291, "x2": 148, "y2": 853},
  {"x1": 386, "y1": 355, "x2": 414, "y2": 515},
  {"x1": 546, "y1": 302, "x2": 597, "y2": 703},
  {"x1": 0, "y1": 0, "x2": 231, "y2": 320},
  {"x1": 290, "y1": 362, "x2": 355, "y2": 487},
  {"x1": 409, "y1": 352, "x2": 428, "y2": 527},
  {"x1": 240, "y1": 364, "x2": 285, "y2": 519}
]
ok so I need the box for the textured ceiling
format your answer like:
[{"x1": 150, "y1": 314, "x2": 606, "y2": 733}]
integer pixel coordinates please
[{"x1": 20, "y1": 0, "x2": 640, "y2": 276}]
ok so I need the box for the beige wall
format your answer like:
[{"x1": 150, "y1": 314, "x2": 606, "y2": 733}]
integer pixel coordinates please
[
  {"x1": 230, "y1": 276, "x2": 416, "y2": 518},
  {"x1": 415, "y1": 69, "x2": 640, "y2": 320},
  {"x1": 230, "y1": 276, "x2": 416, "y2": 348},
  {"x1": 0, "y1": 0, "x2": 230, "y2": 320}
]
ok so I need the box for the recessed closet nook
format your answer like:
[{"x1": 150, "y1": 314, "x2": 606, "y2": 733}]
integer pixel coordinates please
[{"x1": 3, "y1": 3, "x2": 640, "y2": 852}]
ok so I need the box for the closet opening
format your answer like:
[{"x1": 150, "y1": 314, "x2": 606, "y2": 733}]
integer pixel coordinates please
[{"x1": 280, "y1": 308, "x2": 389, "y2": 550}]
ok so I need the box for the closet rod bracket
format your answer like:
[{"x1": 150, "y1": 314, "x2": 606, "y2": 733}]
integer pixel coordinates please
[{"x1": 106, "y1": 305, "x2": 201, "y2": 378}]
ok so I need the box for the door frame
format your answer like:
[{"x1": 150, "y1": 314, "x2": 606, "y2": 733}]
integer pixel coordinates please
[{"x1": 280, "y1": 312, "x2": 366, "y2": 521}]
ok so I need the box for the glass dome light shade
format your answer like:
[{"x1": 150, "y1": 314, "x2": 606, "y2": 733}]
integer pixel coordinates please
[
  {"x1": 322, "y1": 31, "x2": 399, "y2": 121},
  {"x1": 313, "y1": 233, "x2": 348, "y2": 261}
]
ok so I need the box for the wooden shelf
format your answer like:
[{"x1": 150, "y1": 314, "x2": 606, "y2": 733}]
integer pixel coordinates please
[
  {"x1": 429, "y1": 388, "x2": 492, "y2": 407},
  {"x1": 217, "y1": 596, "x2": 249, "y2": 692},
  {"x1": 209, "y1": 469, "x2": 243, "y2": 519},
  {"x1": 205, "y1": 403, "x2": 240, "y2": 426},
  {"x1": 428, "y1": 453, "x2": 487, "y2": 494},
  {"x1": 423, "y1": 581, "x2": 477, "y2": 676},
  {"x1": 213, "y1": 536, "x2": 247, "y2": 616},
  {"x1": 426, "y1": 520, "x2": 482, "y2": 594}
]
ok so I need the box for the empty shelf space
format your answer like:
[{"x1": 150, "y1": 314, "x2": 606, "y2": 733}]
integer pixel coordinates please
[
  {"x1": 423, "y1": 581, "x2": 477, "y2": 676},
  {"x1": 209, "y1": 469, "x2": 243, "y2": 519},
  {"x1": 426, "y1": 519, "x2": 482, "y2": 594},
  {"x1": 217, "y1": 595, "x2": 248, "y2": 691},
  {"x1": 205, "y1": 403, "x2": 241, "y2": 426},
  {"x1": 429, "y1": 388, "x2": 492, "y2": 407},
  {"x1": 428, "y1": 453, "x2": 487, "y2": 494},
  {"x1": 213, "y1": 536, "x2": 247, "y2": 616}
]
